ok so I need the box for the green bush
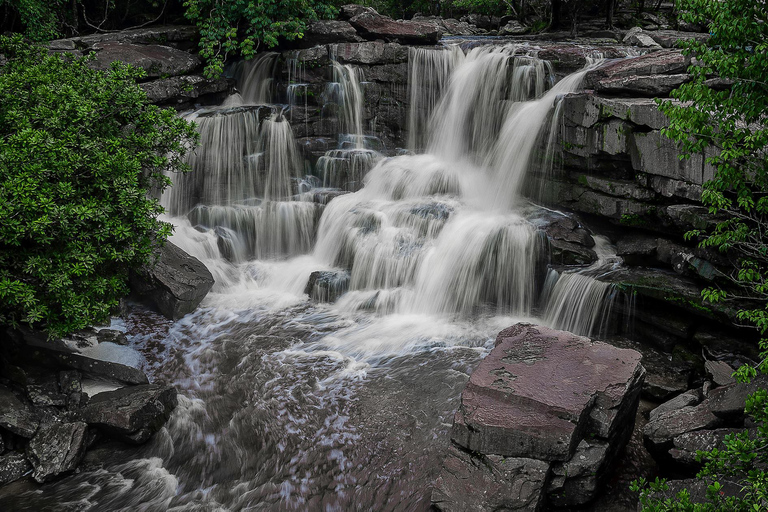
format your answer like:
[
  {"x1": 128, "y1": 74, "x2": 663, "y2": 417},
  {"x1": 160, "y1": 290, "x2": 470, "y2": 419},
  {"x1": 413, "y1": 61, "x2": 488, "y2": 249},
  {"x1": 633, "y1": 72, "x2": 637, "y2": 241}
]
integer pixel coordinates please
[{"x1": 0, "y1": 36, "x2": 198, "y2": 337}]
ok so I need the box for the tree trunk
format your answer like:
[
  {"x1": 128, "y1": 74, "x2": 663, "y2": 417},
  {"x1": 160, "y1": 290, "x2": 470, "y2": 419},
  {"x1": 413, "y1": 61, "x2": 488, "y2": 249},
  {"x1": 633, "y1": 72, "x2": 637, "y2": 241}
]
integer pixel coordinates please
[
  {"x1": 551, "y1": 0, "x2": 561, "y2": 30},
  {"x1": 606, "y1": 0, "x2": 615, "y2": 28}
]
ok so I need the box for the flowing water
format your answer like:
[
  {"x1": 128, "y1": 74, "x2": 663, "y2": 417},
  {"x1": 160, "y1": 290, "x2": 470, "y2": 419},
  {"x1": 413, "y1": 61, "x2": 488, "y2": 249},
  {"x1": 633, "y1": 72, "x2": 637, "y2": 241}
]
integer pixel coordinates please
[{"x1": 0, "y1": 43, "x2": 630, "y2": 510}]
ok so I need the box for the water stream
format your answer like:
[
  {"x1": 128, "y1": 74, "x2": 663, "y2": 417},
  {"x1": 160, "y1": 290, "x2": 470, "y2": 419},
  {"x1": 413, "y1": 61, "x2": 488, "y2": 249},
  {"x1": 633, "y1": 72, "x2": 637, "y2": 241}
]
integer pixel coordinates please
[{"x1": 0, "y1": 42, "x2": 630, "y2": 510}]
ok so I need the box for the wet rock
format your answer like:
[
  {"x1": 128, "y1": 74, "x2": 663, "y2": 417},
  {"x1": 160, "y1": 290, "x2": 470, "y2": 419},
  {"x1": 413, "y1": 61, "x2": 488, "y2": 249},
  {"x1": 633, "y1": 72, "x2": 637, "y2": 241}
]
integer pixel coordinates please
[
  {"x1": 432, "y1": 443, "x2": 549, "y2": 511},
  {"x1": 584, "y1": 50, "x2": 689, "y2": 90},
  {"x1": 669, "y1": 428, "x2": 744, "y2": 470},
  {"x1": 299, "y1": 20, "x2": 362, "y2": 47},
  {"x1": 549, "y1": 238, "x2": 598, "y2": 266},
  {"x1": 705, "y1": 360, "x2": 736, "y2": 387},
  {"x1": 130, "y1": 240, "x2": 214, "y2": 320},
  {"x1": 79, "y1": 384, "x2": 178, "y2": 444},
  {"x1": 595, "y1": 73, "x2": 690, "y2": 97},
  {"x1": 616, "y1": 235, "x2": 658, "y2": 265},
  {"x1": 349, "y1": 11, "x2": 441, "y2": 45},
  {"x1": 88, "y1": 42, "x2": 201, "y2": 78},
  {"x1": 331, "y1": 41, "x2": 410, "y2": 65},
  {"x1": 26, "y1": 381, "x2": 67, "y2": 408},
  {"x1": 141, "y1": 75, "x2": 230, "y2": 104},
  {"x1": 623, "y1": 27, "x2": 662, "y2": 48},
  {"x1": 537, "y1": 213, "x2": 595, "y2": 247},
  {"x1": 643, "y1": 363, "x2": 692, "y2": 402},
  {"x1": 650, "y1": 389, "x2": 703, "y2": 423},
  {"x1": 95, "y1": 329, "x2": 129, "y2": 346},
  {"x1": 48, "y1": 350, "x2": 148, "y2": 385},
  {"x1": 644, "y1": 400, "x2": 724, "y2": 456},
  {"x1": 0, "y1": 385, "x2": 39, "y2": 438},
  {"x1": 27, "y1": 422, "x2": 88, "y2": 483},
  {"x1": 0, "y1": 452, "x2": 32, "y2": 485},
  {"x1": 305, "y1": 270, "x2": 350, "y2": 302},
  {"x1": 562, "y1": 94, "x2": 669, "y2": 131},
  {"x1": 452, "y1": 324, "x2": 644, "y2": 461}
]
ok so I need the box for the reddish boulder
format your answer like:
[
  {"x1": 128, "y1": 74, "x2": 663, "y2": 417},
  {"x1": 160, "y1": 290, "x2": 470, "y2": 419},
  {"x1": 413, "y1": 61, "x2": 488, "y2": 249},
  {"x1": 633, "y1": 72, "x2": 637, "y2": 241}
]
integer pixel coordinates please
[{"x1": 349, "y1": 11, "x2": 441, "y2": 45}]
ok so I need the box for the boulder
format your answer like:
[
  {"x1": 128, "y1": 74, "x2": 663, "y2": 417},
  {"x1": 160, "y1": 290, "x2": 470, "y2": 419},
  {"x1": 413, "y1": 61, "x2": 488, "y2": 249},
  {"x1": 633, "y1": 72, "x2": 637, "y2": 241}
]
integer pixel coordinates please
[
  {"x1": 0, "y1": 385, "x2": 39, "y2": 438},
  {"x1": 644, "y1": 400, "x2": 724, "y2": 456},
  {"x1": 595, "y1": 73, "x2": 691, "y2": 96},
  {"x1": 549, "y1": 239, "x2": 598, "y2": 266},
  {"x1": 432, "y1": 443, "x2": 549, "y2": 511},
  {"x1": 27, "y1": 422, "x2": 88, "y2": 483},
  {"x1": 339, "y1": 4, "x2": 375, "y2": 20},
  {"x1": 451, "y1": 324, "x2": 644, "y2": 462},
  {"x1": 298, "y1": 20, "x2": 362, "y2": 47},
  {"x1": 130, "y1": 240, "x2": 214, "y2": 320},
  {"x1": 330, "y1": 42, "x2": 409, "y2": 65},
  {"x1": 441, "y1": 18, "x2": 477, "y2": 36},
  {"x1": 50, "y1": 25, "x2": 199, "y2": 50},
  {"x1": 0, "y1": 452, "x2": 32, "y2": 485},
  {"x1": 547, "y1": 439, "x2": 611, "y2": 507},
  {"x1": 623, "y1": 27, "x2": 663, "y2": 48},
  {"x1": 669, "y1": 428, "x2": 744, "y2": 470},
  {"x1": 584, "y1": 50, "x2": 689, "y2": 90},
  {"x1": 649, "y1": 30, "x2": 709, "y2": 49},
  {"x1": 649, "y1": 389, "x2": 702, "y2": 422},
  {"x1": 349, "y1": 11, "x2": 441, "y2": 45},
  {"x1": 708, "y1": 379, "x2": 765, "y2": 420},
  {"x1": 141, "y1": 75, "x2": 230, "y2": 104},
  {"x1": 78, "y1": 384, "x2": 178, "y2": 444},
  {"x1": 705, "y1": 360, "x2": 736, "y2": 386},
  {"x1": 47, "y1": 350, "x2": 149, "y2": 385},
  {"x1": 304, "y1": 270, "x2": 350, "y2": 302},
  {"x1": 88, "y1": 42, "x2": 201, "y2": 78},
  {"x1": 500, "y1": 20, "x2": 528, "y2": 36}
]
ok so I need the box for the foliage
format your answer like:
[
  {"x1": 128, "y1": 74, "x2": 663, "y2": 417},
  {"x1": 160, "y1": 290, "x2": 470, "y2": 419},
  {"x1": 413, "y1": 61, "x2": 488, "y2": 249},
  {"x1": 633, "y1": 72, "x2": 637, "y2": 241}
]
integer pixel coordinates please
[
  {"x1": 0, "y1": 36, "x2": 198, "y2": 337},
  {"x1": 0, "y1": 0, "x2": 65, "y2": 40},
  {"x1": 636, "y1": 0, "x2": 768, "y2": 509},
  {"x1": 182, "y1": 0, "x2": 339, "y2": 77}
]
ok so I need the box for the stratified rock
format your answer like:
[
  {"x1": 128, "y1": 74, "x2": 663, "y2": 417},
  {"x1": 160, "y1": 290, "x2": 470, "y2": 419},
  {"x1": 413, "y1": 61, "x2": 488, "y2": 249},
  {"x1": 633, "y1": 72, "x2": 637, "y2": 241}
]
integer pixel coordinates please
[
  {"x1": 27, "y1": 422, "x2": 88, "y2": 483},
  {"x1": 305, "y1": 270, "x2": 350, "y2": 302},
  {"x1": 88, "y1": 42, "x2": 201, "y2": 78},
  {"x1": 432, "y1": 443, "x2": 549, "y2": 512},
  {"x1": 623, "y1": 27, "x2": 662, "y2": 48},
  {"x1": 349, "y1": 11, "x2": 441, "y2": 45},
  {"x1": 141, "y1": 75, "x2": 230, "y2": 104},
  {"x1": 547, "y1": 439, "x2": 610, "y2": 507},
  {"x1": 299, "y1": 20, "x2": 362, "y2": 47},
  {"x1": 649, "y1": 389, "x2": 702, "y2": 422},
  {"x1": 648, "y1": 30, "x2": 709, "y2": 49},
  {"x1": 130, "y1": 241, "x2": 214, "y2": 320},
  {"x1": 451, "y1": 324, "x2": 644, "y2": 462},
  {"x1": 549, "y1": 238, "x2": 598, "y2": 265},
  {"x1": 79, "y1": 384, "x2": 178, "y2": 444},
  {"x1": 584, "y1": 50, "x2": 689, "y2": 90},
  {"x1": 0, "y1": 452, "x2": 32, "y2": 485},
  {"x1": 644, "y1": 400, "x2": 724, "y2": 456},
  {"x1": 331, "y1": 41, "x2": 410, "y2": 65},
  {"x1": 0, "y1": 385, "x2": 39, "y2": 438},
  {"x1": 595, "y1": 73, "x2": 690, "y2": 96}
]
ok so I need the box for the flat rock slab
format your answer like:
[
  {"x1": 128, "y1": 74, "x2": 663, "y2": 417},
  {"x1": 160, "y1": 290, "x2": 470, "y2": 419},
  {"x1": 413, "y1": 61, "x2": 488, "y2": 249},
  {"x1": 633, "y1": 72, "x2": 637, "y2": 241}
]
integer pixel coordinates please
[
  {"x1": 644, "y1": 400, "x2": 724, "y2": 453},
  {"x1": 452, "y1": 324, "x2": 643, "y2": 462},
  {"x1": 0, "y1": 385, "x2": 39, "y2": 438},
  {"x1": 89, "y1": 42, "x2": 201, "y2": 78},
  {"x1": 27, "y1": 422, "x2": 88, "y2": 483},
  {"x1": 79, "y1": 384, "x2": 178, "y2": 444},
  {"x1": 432, "y1": 444, "x2": 549, "y2": 511}
]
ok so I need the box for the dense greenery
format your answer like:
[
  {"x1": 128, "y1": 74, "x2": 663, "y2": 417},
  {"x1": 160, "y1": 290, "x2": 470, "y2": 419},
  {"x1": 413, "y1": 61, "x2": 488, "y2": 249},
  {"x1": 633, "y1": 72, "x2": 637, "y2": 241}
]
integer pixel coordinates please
[
  {"x1": 0, "y1": 36, "x2": 197, "y2": 337},
  {"x1": 635, "y1": 0, "x2": 768, "y2": 509},
  {"x1": 182, "y1": 0, "x2": 339, "y2": 77}
]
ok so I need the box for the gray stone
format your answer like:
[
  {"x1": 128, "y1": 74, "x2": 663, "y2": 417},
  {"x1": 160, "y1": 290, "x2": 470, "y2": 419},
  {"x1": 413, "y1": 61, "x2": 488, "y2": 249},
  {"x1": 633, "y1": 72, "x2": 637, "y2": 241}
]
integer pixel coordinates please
[
  {"x1": 630, "y1": 130, "x2": 706, "y2": 184},
  {"x1": 432, "y1": 444, "x2": 549, "y2": 511},
  {"x1": 582, "y1": 175, "x2": 655, "y2": 201},
  {"x1": 549, "y1": 238, "x2": 598, "y2": 266},
  {"x1": 616, "y1": 235, "x2": 658, "y2": 264},
  {"x1": 623, "y1": 27, "x2": 663, "y2": 48},
  {"x1": 141, "y1": 75, "x2": 230, "y2": 104},
  {"x1": 596, "y1": 73, "x2": 690, "y2": 96},
  {"x1": 305, "y1": 270, "x2": 350, "y2": 302},
  {"x1": 339, "y1": 4, "x2": 375, "y2": 20},
  {"x1": 130, "y1": 240, "x2": 214, "y2": 320},
  {"x1": 649, "y1": 389, "x2": 703, "y2": 422},
  {"x1": 27, "y1": 422, "x2": 88, "y2": 483},
  {"x1": 669, "y1": 428, "x2": 744, "y2": 469},
  {"x1": 547, "y1": 439, "x2": 609, "y2": 507},
  {"x1": 708, "y1": 379, "x2": 764, "y2": 420},
  {"x1": 26, "y1": 382, "x2": 67, "y2": 408},
  {"x1": 0, "y1": 452, "x2": 32, "y2": 485},
  {"x1": 451, "y1": 324, "x2": 644, "y2": 461},
  {"x1": 705, "y1": 360, "x2": 736, "y2": 387},
  {"x1": 644, "y1": 400, "x2": 724, "y2": 453},
  {"x1": 300, "y1": 20, "x2": 362, "y2": 46},
  {"x1": 0, "y1": 385, "x2": 39, "y2": 438},
  {"x1": 49, "y1": 351, "x2": 148, "y2": 385},
  {"x1": 649, "y1": 30, "x2": 709, "y2": 49},
  {"x1": 649, "y1": 176, "x2": 703, "y2": 201},
  {"x1": 584, "y1": 50, "x2": 689, "y2": 90},
  {"x1": 88, "y1": 42, "x2": 201, "y2": 78},
  {"x1": 500, "y1": 20, "x2": 528, "y2": 36},
  {"x1": 79, "y1": 384, "x2": 178, "y2": 444},
  {"x1": 441, "y1": 18, "x2": 477, "y2": 36},
  {"x1": 52, "y1": 25, "x2": 199, "y2": 49},
  {"x1": 331, "y1": 42, "x2": 409, "y2": 65}
]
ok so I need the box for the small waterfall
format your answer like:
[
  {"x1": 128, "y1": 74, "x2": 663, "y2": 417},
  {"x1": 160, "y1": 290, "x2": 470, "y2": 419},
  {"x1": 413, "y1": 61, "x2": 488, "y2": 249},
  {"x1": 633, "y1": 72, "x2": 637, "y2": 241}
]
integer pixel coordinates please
[
  {"x1": 258, "y1": 113, "x2": 305, "y2": 200},
  {"x1": 541, "y1": 236, "x2": 623, "y2": 336},
  {"x1": 407, "y1": 46, "x2": 464, "y2": 151},
  {"x1": 316, "y1": 149, "x2": 382, "y2": 191},
  {"x1": 230, "y1": 52, "x2": 279, "y2": 105},
  {"x1": 326, "y1": 61, "x2": 366, "y2": 147}
]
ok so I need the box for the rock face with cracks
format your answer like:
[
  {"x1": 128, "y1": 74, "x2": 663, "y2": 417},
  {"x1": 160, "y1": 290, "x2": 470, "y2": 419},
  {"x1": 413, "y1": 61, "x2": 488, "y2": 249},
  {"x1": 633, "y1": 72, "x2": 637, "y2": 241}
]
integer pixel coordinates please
[{"x1": 434, "y1": 323, "x2": 645, "y2": 510}]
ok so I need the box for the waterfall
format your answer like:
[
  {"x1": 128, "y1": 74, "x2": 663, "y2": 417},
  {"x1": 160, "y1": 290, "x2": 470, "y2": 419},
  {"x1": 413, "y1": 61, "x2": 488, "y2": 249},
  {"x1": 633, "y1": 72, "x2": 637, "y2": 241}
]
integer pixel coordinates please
[{"x1": 230, "y1": 52, "x2": 279, "y2": 105}]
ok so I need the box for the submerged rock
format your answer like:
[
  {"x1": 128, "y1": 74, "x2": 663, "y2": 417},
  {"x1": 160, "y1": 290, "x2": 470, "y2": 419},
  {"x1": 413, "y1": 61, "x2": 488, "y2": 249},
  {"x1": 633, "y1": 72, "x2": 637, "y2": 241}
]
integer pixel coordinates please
[
  {"x1": 130, "y1": 241, "x2": 214, "y2": 320},
  {"x1": 79, "y1": 384, "x2": 178, "y2": 444},
  {"x1": 27, "y1": 422, "x2": 88, "y2": 483},
  {"x1": 304, "y1": 270, "x2": 350, "y2": 302}
]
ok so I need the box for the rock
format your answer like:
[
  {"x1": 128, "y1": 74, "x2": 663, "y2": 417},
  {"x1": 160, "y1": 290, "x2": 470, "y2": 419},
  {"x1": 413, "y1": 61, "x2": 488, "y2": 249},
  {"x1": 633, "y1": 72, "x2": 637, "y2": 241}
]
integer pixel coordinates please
[
  {"x1": 441, "y1": 18, "x2": 477, "y2": 36},
  {"x1": 96, "y1": 329, "x2": 129, "y2": 346},
  {"x1": 630, "y1": 130, "x2": 708, "y2": 184},
  {"x1": 130, "y1": 240, "x2": 214, "y2": 320},
  {"x1": 708, "y1": 379, "x2": 765, "y2": 421},
  {"x1": 0, "y1": 452, "x2": 32, "y2": 485},
  {"x1": 500, "y1": 20, "x2": 528, "y2": 36},
  {"x1": 51, "y1": 25, "x2": 199, "y2": 49},
  {"x1": 705, "y1": 360, "x2": 736, "y2": 387},
  {"x1": 547, "y1": 439, "x2": 610, "y2": 507},
  {"x1": 0, "y1": 385, "x2": 39, "y2": 438},
  {"x1": 596, "y1": 73, "x2": 691, "y2": 96},
  {"x1": 299, "y1": 20, "x2": 361, "y2": 47},
  {"x1": 349, "y1": 11, "x2": 441, "y2": 45},
  {"x1": 27, "y1": 422, "x2": 88, "y2": 483},
  {"x1": 649, "y1": 30, "x2": 709, "y2": 49},
  {"x1": 623, "y1": 27, "x2": 662, "y2": 48},
  {"x1": 304, "y1": 270, "x2": 350, "y2": 302},
  {"x1": 661, "y1": 477, "x2": 745, "y2": 503},
  {"x1": 432, "y1": 443, "x2": 549, "y2": 511},
  {"x1": 451, "y1": 324, "x2": 644, "y2": 462},
  {"x1": 616, "y1": 235, "x2": 658, "y2": 265},
  {"x1": 561, "y1": 94, "x2": 669, "y2": 130},
  {"x1": 669, "y1": 428, "x2": 744, "y2": 470},
  {"x1": 26, "y1": 382, "x2": 67, "y2": 408},
  {"x1": 584, "y1": 50, "x2": 689, "y2": 90},
  {"x1": 141, "y1": 75, "x2": 230, "y2": 104},
  {"x1": 330, "y1": 42, "x2": 409, "y2": 65},
  {"x1": 549, "y1": 238, "x2": 598, "y2": 265},
  {"x1": 649, "y1": 389, "x2": 703, "y2": 422},
  {"x1": 88, "y1": 42, "x2": 201, "y2": 78},
  {"x1": 339, "y1": 4, "x2": 375, "y2": 20},
  {"x1": 535, "y1": 213, "x2": 595, "y2": 247},
  {"x1": 79, "y1": 384, "x2": 178, "y2": 444},
  {"x1": 644, "y1": 400, "x2": 724, "y2": 455},
  {"x1": 48, "y1": 350, "x2": 148, "y2": 385}
]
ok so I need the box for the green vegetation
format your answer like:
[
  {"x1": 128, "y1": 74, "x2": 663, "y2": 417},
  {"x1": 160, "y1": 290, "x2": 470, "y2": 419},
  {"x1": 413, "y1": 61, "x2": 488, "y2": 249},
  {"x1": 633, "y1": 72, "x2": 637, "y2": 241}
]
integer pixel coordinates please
[
  {"x1": 0, "y1": 36, "x2": 198, "y2": 337},
  {"x1": 634, "y1": 0, "x2": 768, "y2": 509}
]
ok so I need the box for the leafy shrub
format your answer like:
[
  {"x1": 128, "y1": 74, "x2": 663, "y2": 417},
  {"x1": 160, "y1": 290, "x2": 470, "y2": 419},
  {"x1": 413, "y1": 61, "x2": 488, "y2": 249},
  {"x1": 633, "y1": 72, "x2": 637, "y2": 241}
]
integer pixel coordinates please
[{"x1": 0, "y1": 36, "x2": 198, "y2": 337}]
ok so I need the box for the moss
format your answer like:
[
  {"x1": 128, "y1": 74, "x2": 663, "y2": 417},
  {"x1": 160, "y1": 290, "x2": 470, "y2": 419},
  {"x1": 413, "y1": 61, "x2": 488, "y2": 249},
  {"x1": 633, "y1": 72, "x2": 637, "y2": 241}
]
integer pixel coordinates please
[{"x1": 577, "y1": 174, "x2": 589, "y2": 187}]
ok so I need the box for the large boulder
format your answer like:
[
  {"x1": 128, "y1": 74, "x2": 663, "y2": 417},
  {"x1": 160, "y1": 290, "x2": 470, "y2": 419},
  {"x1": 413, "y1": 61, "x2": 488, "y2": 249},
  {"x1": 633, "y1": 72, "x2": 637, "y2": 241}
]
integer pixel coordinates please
[
  {"x1": 298, "y1": 20, "x2": 362, "y2": 47},
  {"x1": 432, "y1": 444, "x2": 549, "y2": 512},
  {"x1": 78, "y1": 384, "x2": 178, "y2": 444},
  {"x1": 130, "y1": 241, "x2": 214, "y2": 320},
  {"x1": 644, "y1": 400, "x2": 724, "y2": 457},
  {"x1": 584, "y1": 50, "x2": 690, "y2": 90},
  {"x1": 0, "y1": 384, "x2": 39, "y2": 438},
  {"x1": 88, "y1": 42, "x2": 201, "y2": 78},
  {"x1": 349, "y1": 11, "x2": 441, "y2": 45},
  {"x1": 141, "y1": 75, "x2": 230, "y2": 104},
  {"x1": 26, "y1": 422, "x2": 88, "y2": 483}
]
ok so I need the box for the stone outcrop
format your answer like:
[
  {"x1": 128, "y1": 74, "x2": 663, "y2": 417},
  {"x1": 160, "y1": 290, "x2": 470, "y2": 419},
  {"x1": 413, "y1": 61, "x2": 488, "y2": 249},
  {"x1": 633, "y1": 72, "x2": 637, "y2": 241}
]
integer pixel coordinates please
[
  {"x1": 434, "y1": 324, "x2": 644, "y2": 509},
  {"x1": 349, "y1": 9, "x2": 442, "y2": 45},
  {"x1": 0, "y1": 385, "x2": 39, "y2": 438},
  {"x1": 26, "y1": 422, "x2": 88, "y2": 483},
  {"x1": 130, "y1": 240, "x2": 214, "y2": 320},
  {"x1": 88, "y1": 42, "x2": 201, "y2": 78}
]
